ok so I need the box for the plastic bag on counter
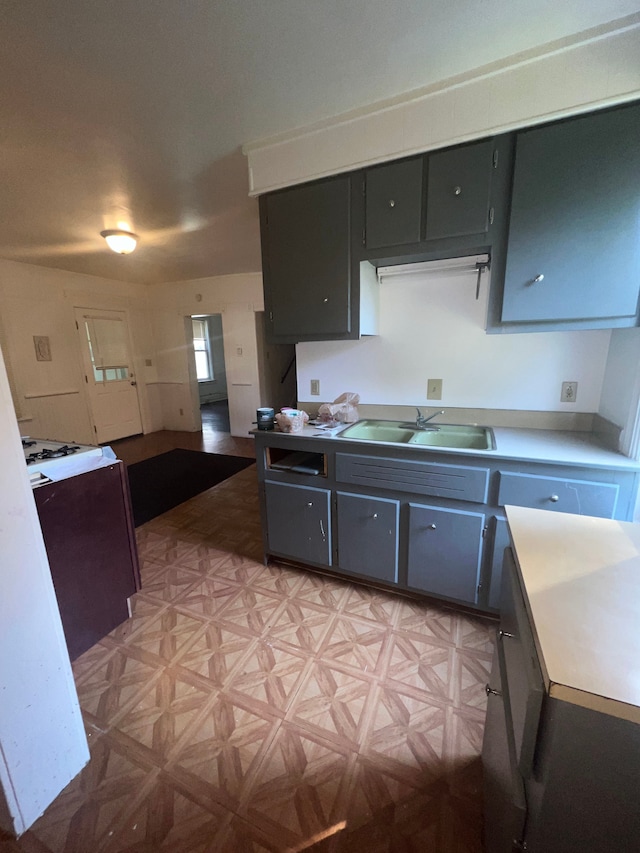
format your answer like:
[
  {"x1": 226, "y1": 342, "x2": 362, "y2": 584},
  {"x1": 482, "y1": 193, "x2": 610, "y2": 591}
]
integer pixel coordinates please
[
  {"x1": 317, "y1": 392, "x2": 360, "y2": 424},
  {"x1": 275, "y1": 408, "x2": 309, "y2": 433}
]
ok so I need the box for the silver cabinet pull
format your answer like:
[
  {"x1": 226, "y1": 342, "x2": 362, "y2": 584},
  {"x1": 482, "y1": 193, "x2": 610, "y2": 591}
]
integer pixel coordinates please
[
  {"x1": 389, "y1": 199, "x2": 396, "y2": 208},
  {"x1": 323, "y1": 297, "x2": 329, "y2": 303},
  {"x1": 429, "y1": 523, "x2": 437, "y2": 530},
  {"x1": 453, "y1": 185, "x2": 462, "y2": 195},
  {"x1": 532, "y1": 273, "x2": 544, "y2": 283},
  {"x1": 485, "y1": 684, "x2": 502, "y2": 697},
  {"x1": 498, "y1": 630, "x2": 515, "y2": 639},
  {"x1": 372, "y1": 512, "x2": 378, "y2": 519},
  {"x1": 549, "y1": 494, "x2": 559, "y2": 503},
  {"x1": 306, "y1": 502, "x2": 313, "y2": 507},
  {"x1": 319, "y1": 519, "x2": 326, "y2": 540}
]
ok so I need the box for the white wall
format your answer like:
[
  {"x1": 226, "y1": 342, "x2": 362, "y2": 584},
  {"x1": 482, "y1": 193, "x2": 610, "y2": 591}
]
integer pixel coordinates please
[
  {"x1": 0, "y1": 259, "x2": 160, "y2": 444},
  {"x1": 0, "y1": 348, "x2": 88, "y2": 836},
  {"x1": 296, "y1": 267, "x2": 611, "y2": 412},
  {"x1": 150, "y1": 273, "x2": 265, "y2": 436},
  {"x1": 599, "y1": 327, "x2": 640, "y2": 451}
]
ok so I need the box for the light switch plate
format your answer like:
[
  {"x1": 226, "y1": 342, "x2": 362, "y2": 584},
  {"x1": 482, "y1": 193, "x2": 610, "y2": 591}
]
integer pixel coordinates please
[
  {"x1": 427, "y1": 378, "x2": 442, "y2": 400},
  {"x1": 310, "y1": 379, "x2": 320, "y2": 396}
]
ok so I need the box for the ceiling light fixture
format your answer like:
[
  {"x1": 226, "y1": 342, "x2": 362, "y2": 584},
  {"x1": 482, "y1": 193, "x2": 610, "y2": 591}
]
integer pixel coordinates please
[{"x1": 100, "y1": 229, "x2": 138, "y2": 254}]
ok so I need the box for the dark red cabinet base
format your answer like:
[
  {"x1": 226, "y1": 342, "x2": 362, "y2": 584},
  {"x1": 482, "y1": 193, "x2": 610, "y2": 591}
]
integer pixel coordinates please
[{"x1": 34, "y1": 461, "x2": 141, "y2": 661}]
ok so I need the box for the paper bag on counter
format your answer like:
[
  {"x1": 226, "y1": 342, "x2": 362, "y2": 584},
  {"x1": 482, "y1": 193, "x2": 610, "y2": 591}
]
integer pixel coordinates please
[{"x1": 317, "y1": 392, "x2": 360, "y2": 424}]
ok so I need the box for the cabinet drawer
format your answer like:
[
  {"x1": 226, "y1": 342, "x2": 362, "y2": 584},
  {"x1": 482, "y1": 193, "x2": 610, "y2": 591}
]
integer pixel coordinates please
[
  {"x1": 497, "y1": 471, "x2": 619, "y2": 518},
  {"x1": 335, "y1": 453, "x2": 489, "y2": 504},
  {"x1": 500, "y1": 548, "x2": 544, "y2": 778}
]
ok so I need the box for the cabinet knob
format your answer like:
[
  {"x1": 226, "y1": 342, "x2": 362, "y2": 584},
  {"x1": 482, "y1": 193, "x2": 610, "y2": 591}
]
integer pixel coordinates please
[
  {"x1": 549, "y1": 494, "x2": 559, "y2": 503},
  {"x1": 306, "y1": 501, "x2": 313, "y2": 507},
  {"x1": 388, "y1": 199, "x2": 396, "y2": 208},
  {"x1": 532, "y1": 273, "x2": 544, "y2": 283},
  {"x1": 498, "y1": 629, "x2": 515, "y2": 639},
  {"x1": 429, "y1": 523, "x2": 437, "y2": 530},
  {"x1": 372, "y1": 512, "x2": 378, "y2": 519},
  {"x1": 323, "y1": 297, "x2": 329, "y2": 303},
  {"x1": 453, "y1": 186, "x2": 462, "y2": 196},
  {"x1": 485, "y1": 684, "x2": 502, "y2": 697}
]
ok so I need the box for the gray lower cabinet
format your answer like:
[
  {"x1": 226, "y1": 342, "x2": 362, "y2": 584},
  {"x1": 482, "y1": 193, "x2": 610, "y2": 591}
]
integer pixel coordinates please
[
  {"x1": 264, "y1": 481, "x2": 332, "y2": 566},
  {"x1": 483, "y1": 547, "x2": 640, "y2": 852},
  {"x1": 406, "y1": 503, "x2": 484, "y2": 604},
  {"x1": 257, "y1": 435, "x2": 640, "y2": 615},
  {"x1": 336, "y1": 491, "x2": 399, "y2": 582}
]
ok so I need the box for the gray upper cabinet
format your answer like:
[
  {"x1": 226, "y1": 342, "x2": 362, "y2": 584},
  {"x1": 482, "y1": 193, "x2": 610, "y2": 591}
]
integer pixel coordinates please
[
  {"x1": 501, "y1": 102, "x2": 640, "y2": 327},
  {"x1": 260, "y1": 175, "x2": 353, "y2": 342},
  {"x1": 365, "y1": 157, "x2": 423, "y2": 249},
  {"x1": 425, "y1": 139, "x2": 494, "y2": 241}
]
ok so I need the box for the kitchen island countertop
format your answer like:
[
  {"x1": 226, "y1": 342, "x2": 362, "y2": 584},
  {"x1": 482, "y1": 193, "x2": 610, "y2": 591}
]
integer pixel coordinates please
[{"x1": 506, "y1": 504, "x2": 640, "y2": 723}]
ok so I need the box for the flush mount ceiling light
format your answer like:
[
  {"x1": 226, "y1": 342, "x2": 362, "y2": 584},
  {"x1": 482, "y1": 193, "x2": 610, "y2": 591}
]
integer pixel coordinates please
[{"x1": 100, "y1": 229, "x2": 138, "y2": 254}]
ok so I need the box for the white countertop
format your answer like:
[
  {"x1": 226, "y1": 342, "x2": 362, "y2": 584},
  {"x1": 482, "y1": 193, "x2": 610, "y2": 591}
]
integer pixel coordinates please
[
  {"x1": 260, "y1": 422, "x2": 640, "y2": 471},
  {"x1": 506, "y1": 505, "x2": 640, "y2": 723}
]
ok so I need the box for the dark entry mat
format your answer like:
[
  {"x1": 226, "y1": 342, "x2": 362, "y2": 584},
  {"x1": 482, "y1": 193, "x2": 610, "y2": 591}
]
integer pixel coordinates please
[{"x1": 127, "y1": 448, "x2": 254, "y2": 526}]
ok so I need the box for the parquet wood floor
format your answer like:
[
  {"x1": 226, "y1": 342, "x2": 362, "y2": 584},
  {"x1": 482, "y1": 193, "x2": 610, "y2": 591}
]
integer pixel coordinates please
[{"x1": 3, "y1": 437, "x2": 493, "y2": 852}]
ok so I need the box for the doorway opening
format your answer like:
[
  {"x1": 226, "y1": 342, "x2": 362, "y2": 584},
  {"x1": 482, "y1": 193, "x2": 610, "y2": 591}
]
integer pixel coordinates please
[{"x1": 191, "y1": 314, "x2": 229, "y2": 434}]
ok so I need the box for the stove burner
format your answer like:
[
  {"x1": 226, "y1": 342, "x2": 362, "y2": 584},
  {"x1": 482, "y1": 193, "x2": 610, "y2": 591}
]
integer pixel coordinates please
[{"x1": 26, "y1": 445, "x2": 81, "y2": 464}]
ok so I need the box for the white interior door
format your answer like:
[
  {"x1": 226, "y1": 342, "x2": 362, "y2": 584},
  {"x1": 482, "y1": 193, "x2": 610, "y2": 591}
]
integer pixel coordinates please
[{"x1": 75, "y1": 308, "x2": 143, "y2": 443}]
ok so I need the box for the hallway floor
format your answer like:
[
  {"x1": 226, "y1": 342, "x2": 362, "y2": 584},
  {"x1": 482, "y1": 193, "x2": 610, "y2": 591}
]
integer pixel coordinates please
[{"x1": 2, "y1": 434, "x2": 492, "y2": 853}]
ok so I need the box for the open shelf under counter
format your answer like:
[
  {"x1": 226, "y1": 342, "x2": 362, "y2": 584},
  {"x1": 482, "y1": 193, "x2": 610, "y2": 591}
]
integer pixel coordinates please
[{"x1": 265, "y1": 446, "x2": 327, "y2": 477}]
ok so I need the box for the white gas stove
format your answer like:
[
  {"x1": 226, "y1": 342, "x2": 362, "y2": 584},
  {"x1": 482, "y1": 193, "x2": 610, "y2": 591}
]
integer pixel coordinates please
[{"x1": 22, "y1": 436, "x2": 106, "y2": 486}]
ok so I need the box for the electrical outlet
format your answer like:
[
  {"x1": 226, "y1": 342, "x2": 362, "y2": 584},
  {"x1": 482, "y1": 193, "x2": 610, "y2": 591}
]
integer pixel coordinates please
[
  {"x1": 310, "y1": 379, "x2": 320, "y2": 396},
  {"x1": 427, "y1": 378, "x2": 442, "y2": 400},
  {"x1": 561, "y1": 381, "x2": 578, "y2": 403}
]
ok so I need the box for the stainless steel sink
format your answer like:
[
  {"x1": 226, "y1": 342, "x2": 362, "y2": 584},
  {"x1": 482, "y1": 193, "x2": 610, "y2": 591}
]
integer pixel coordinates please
[{"x1": 338, "y1": 419, "x2": 495, "y2": 450}]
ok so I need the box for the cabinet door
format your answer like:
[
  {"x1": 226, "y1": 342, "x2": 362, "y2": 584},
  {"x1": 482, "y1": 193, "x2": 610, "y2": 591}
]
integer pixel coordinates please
[
  {"x1": 407, "y1": 503, "x2": 484, "y2": 604},
  {"x1": 482, "y1": 647, "x2": 527, "y2": 853},
  {"x1": 425, "y1": 139, "x2": 494, "y2": 240},
  {"x1": 262, "y1": 176, "x2": 351, "y2": 340},
  {"x1": 265, "y1": 481, "x2": 331, "y2": 566},
  {"x1": 501, "y1": 103, "x2": 640, "y2": 324},
  {"x1": 34, "y1": 463, "x2": 139, "y2": 661},
  {"x1": 336, "y1": 491, "x2": 399, "y2": 583},
  {"x1": 488, "y1": 517, "x2": 510, "y2": 611},
  {"x1": 365, "y1": 157, "x2": 423, "y2": 249}
]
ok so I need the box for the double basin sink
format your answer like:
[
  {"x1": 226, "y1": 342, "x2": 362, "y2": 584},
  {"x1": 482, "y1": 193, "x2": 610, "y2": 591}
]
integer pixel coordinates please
[{"x1": 338, "y1": 419, "x2": 495, "y2": 450}]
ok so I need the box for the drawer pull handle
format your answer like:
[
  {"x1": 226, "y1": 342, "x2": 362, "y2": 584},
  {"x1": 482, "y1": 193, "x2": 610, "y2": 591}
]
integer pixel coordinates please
[
  {"x1": 498, "y1": 629, "x2": 516, "y2": 640},
  {"x1": 549, "y1": 494, "x2": 560, "y2": 503},
  {"x1": 372, "y1": 513, "x2": 378, "y2": 519},
  {"x1": 306, "y1": 502, "x2": 313, "y2": 507},
  {"x1": 485, "y1": 684, "x2": 502, "y2": 697},
  {"x1": 389, "y1": 199, "x2": 396, "y2": 208},
  {"x1": 429, "y1": 523, "x2": 437, "y2": 530},
  {"x1": 453, "y1": 185, "x2": 462, "y2": 196}
]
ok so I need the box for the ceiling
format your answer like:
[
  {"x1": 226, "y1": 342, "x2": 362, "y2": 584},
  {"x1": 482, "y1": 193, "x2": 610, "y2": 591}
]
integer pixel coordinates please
[{"x1": 1, "y1": 1, "x2": 636, "y2": 285}]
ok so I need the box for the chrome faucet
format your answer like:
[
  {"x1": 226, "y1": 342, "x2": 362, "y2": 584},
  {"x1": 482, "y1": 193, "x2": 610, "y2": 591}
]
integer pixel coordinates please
[{"x1": 415, "y1": 408, "x2": 444, "y2": 430}]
